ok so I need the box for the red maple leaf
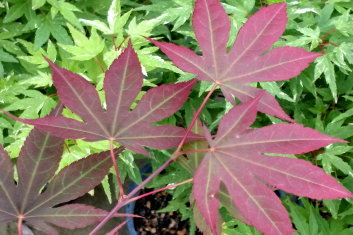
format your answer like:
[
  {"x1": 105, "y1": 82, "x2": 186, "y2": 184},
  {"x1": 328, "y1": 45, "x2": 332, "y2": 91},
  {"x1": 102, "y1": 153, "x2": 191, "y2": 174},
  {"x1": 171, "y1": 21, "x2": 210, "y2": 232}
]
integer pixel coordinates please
[
  {"x1": 8, "y1": 43, "x2": 199, "y2": 155},
  {"x1": 193, "y1": 93, "x2": 353, "y2": 235},
  {"x1": 148, "y1": 0, "x2": 321, "y2": 122},
  {"x1": 0, "y1": 105, "x2": 130, "y2": 234}
]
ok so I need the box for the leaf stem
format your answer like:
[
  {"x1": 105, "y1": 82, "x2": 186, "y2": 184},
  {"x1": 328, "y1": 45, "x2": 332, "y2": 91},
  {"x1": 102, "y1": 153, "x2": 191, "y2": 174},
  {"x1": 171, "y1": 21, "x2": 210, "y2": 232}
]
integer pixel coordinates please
[
  {"x1": 109, "y1": 140, "x2": 125, "y2": 200},
  {"x1": 117, "y1": 35, "x2": 130, "y2": 50},
  {"x1": 106, "y1": 218, "x2": 130, "y2": 235},
  {"x1": 321, "y1": 28, "x2": 336, "y2": 40},
  {"x1": 94, "y1": 56, "x2": 105, "y2": 73},
  {"x1": 89, "y1": 155, "x2": 175, "y2": 235},
  {"x1": 17, "y1": 216, "x2": 23, "y2": 235},
  {"x1": 111, "y1": 35, "x2": 117, "y2": 51},
  {"x1": 172, "y1": 83, "x2": 218, "y2": 159},
  {"x1": 64, "y1": 141, "x2": 71, "y2": 153},
  {"x1": 125, "y1": 178, "x2": 193, "y2": 205},
  {"x1": 89, "y1": 83, "x2": 218, "y2": 234},
  {"x1": 319, "y1": 41, "x2": 339, "y2": 47}
]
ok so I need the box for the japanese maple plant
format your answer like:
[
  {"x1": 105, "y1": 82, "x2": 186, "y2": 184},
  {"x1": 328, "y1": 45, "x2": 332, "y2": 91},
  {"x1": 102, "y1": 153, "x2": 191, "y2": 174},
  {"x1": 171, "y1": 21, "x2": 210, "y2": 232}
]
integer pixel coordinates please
[{"x1": 3, "y1": 0, "x2": 353, "y2": 234}]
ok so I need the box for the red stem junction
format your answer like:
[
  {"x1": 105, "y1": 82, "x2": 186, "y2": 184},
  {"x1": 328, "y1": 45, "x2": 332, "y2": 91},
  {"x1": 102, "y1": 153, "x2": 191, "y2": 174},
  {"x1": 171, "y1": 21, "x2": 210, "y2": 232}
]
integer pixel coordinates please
[
  {"x1": 109, "y1": 140, "x2": 125, "y2": 199},
  {"x1": 17, "y1": 216, "x2": 23, "y2": 235},
  {"x1": 89, "y1": 83, "x2": 218, "y2": 234}
]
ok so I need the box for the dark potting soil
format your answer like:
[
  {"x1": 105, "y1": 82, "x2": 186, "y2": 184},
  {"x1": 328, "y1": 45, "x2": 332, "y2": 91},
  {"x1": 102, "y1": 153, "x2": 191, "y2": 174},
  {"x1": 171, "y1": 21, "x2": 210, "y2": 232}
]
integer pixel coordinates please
[{"x1": 133, "y1": 188, "x2": 202, "y2": 235}]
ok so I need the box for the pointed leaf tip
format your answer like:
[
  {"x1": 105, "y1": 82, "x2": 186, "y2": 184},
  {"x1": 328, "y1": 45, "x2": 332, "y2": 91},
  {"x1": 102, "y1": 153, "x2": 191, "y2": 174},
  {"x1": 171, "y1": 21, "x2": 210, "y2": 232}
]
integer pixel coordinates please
[
  {"x1": 194, "y1": 88, "x2": 351, "y2": 235},
  {"x1": 42, "y1": 54, "x2": 50, "y2": 62},
  {"x1": 11, "y1": 41, "x2": 198, "y2": 155},
  {"x1": 42, "y1": 55, "x2": 56, "y2": 67},
  {"x1": 0, "y1": 111, "x2": 118, "y2": 234},
  {"x1": 125, "y1": 39, "x2": 133, "y2": 49},
  {"x1": 150, "y1": 0, "x2": 312, "y2": 122}
]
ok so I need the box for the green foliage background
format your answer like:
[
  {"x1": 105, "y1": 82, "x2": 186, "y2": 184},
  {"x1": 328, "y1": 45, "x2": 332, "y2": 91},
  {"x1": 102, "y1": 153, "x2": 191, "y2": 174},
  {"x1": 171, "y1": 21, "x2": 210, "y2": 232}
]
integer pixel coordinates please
[{"x1": 0, "y1": 0, "x2": 353, "y2": 234}]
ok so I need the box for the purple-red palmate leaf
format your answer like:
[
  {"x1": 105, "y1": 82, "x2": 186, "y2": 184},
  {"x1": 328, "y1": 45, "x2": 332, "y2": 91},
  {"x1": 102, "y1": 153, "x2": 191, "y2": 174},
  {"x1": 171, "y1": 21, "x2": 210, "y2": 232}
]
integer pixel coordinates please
[
  {"x1": 148, "y1": 0, "x2": 321, "y2": 122},
  {"x1": 0, "y1": 105, "x2": 127, "y2": 234},
  {"x1": 10, "y1": 43, "x2": 198, "y2": 156},
  {"x1": 178, "y1": 120, "x2": 244, "y2": 233},
  {"x1": 193, "y1": 93, "x2": 353, "y2": 235}
]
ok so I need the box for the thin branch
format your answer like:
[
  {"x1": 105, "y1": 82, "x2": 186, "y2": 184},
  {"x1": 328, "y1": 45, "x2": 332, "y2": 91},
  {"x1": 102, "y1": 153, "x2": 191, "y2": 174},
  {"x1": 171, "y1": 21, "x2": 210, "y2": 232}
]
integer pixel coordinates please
[
  {"x1": 117, "y1": 36, "x2": 130, "y2": 50},
  {"x1": 111, "y1": 35, "x2": 117, "y2": 51},
  {"x1": 64, "y1": 141, "x2": 71, "y2": 153},
  {"x1": 89, "y1": 83, "x2": 218, "y2": 234},
  {"x1": 172, "y1": 83, "x2": 218, "y2": 159},
  {"x1": 321, "y1": 28, "x2": 336, "y2": 40},
  {"x1": 125, "y1": 178, "x2": 193, "y2": 205},
  {"x1": 319, "y1": 41, "x2": 339, "y2": 47}
]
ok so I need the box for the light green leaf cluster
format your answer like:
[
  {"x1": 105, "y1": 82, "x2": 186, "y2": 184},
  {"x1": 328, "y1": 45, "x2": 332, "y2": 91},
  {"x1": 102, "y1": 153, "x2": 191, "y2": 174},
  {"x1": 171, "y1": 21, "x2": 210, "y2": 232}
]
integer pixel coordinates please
[
  {"x1": 80, "y1": 0, "x2": 131, "y2": 35},
  {"x1": 59, "y1": 25, "x2": 105, "y2": 61},
  {"x1": 318, "y1": 144, "x2": 353, "y2": 176},
  {"x1": 286, "y1": 198, "x2": 353, "y2": 235}
]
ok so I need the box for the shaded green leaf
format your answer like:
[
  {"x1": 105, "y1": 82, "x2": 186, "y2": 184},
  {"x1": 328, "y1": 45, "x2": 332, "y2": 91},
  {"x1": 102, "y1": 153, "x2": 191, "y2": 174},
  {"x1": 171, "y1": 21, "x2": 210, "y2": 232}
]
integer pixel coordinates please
[
  {"x1": 315, "y1": 55, "x2": 337, "y2": 102},
  {"x1": 32, "y1": 0, "x2": 46, "y2": 10},
  {"x1": 0, "y1": 49, "x2": 17, "y2": 63},
  {"x1": 3, "y1": 1, "x2": 27, "y2": 23},
  {"x1": 34, "y1": 21, "x2": 51, "y2": 49},
  {"x1": 59, "y1": 25, "x2": 105, "y2": 61}
]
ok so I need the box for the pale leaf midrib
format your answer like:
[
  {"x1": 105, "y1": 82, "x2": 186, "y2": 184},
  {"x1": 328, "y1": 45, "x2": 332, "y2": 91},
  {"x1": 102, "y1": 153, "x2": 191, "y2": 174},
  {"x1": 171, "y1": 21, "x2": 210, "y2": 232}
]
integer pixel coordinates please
[
  {"x1": 221, "y1": 83, "x2": 279, "y2": 115},
  {"x1": 54, "y1": 66, "x2": 111, "y2": 138},
  {"x1": 204, "y1": 156, "x2": 214, "y2": 232},
  {"x1": 214, "y1": 152, "x2": 281, "y2": 233},
  {"x1": 20, "y1": 134, "x2": 50, "y2": 213},
  {"x1": 220, "y1": 4, "x2": 285, "y2": 78},
  {"x1": 115, "y1": 82, "x2": 193, "y2": 137},
  {"x1": 217, "y1": 149, "x2": 348, "y2": 195},
  {"x1": 218, "y1": 137, "x2": 332, "y2": 149},
  {"x1": 214, "y1": 100, "x2": 254, "y2": 145},
  {"x1": 161, "y1": 44, "x2": 211, "y2": 79},
  {"x1": 204, "y1": 0, "x2": 218, "y2": 78},
  {"x1": 27, "y1": 213, "x2": 107, "y2": 218},
  {"x1": 222, "y1": 54, "x2": 316, "y2": 83},
  {"x1": 116, "y1": 134, "x2": 192, "y2": 140},
  {"x1": 0, "y1": 181, "x2": 18, "y2": 215},
  {"x1": 35, "y1": 122, "x2": 106, "y2": 139},
  {"x1": 0, "y1": 208, "x2": 16, "y2": 217},
  {"x1": 111, "y1": 49, "x2": 131, "y2": 134},
  {"x1": 24, "y1": 156, "x2": 109, "y2": 215}
]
